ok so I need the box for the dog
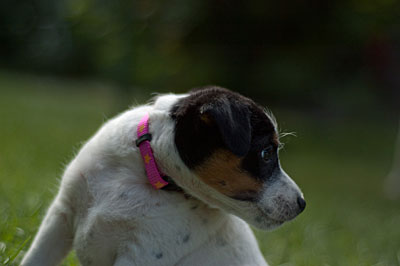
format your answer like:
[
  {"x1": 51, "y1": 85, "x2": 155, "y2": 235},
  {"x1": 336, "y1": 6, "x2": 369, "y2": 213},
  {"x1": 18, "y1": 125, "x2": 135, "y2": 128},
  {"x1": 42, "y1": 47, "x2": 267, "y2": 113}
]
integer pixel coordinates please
[{"x1": 21, "y1": 86, "x2": 305, "y2": 266}]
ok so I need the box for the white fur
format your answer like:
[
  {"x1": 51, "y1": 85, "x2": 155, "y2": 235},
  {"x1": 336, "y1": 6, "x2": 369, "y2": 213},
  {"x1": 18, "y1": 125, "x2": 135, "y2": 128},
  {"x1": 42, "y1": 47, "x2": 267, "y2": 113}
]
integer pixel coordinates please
[{"x1": 22, "y1": 93, "x2": 303, "y2": 266}]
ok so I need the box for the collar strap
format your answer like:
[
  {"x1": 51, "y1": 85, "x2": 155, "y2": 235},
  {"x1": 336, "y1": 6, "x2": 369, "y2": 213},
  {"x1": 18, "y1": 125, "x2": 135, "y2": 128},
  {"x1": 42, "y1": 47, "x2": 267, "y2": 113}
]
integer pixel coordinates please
[{"x1": 136, "y1": 114, "x2": 169, "y2": 189}]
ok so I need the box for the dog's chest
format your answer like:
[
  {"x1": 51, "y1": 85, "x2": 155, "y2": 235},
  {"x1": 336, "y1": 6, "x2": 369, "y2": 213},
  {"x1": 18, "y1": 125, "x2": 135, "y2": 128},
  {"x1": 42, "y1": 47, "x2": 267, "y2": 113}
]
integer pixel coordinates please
[{"x1": 72, "y1": 184, "x2": 227, "y2": 266}]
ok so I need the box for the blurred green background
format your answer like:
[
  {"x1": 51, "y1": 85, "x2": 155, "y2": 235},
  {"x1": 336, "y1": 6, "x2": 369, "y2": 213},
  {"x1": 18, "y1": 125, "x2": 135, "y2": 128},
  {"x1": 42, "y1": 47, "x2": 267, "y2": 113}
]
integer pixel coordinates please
[{"x1": 1, "y1": 1, "x2": 399, "y2": 265}]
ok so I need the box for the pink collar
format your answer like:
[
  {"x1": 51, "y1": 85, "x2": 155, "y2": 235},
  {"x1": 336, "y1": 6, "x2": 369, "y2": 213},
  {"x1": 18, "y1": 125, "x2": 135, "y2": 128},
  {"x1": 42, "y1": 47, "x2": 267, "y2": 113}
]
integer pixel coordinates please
[{"x1": 136, "y1": 114, "x2": 169, "y2": 189}]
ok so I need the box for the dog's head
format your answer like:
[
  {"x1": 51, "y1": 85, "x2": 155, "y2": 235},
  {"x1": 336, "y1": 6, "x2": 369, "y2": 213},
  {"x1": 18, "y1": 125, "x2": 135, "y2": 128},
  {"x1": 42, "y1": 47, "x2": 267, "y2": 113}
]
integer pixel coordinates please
[{"x1": 169, "y1": 86, "x2": 305, "y2": 230}]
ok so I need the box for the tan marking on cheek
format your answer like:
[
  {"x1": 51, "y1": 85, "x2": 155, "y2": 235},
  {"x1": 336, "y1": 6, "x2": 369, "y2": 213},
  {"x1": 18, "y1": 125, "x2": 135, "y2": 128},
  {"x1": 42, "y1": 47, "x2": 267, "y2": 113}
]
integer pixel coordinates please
[{"x1": 194, "y1": 150, "x2": 263, "y2": 198}]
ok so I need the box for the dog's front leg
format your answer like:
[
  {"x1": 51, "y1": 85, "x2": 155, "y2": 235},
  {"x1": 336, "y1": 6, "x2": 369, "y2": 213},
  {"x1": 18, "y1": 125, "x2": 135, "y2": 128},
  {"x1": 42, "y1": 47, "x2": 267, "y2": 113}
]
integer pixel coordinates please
[{"x1": 21, "y1": 195, "x2": 73, "y2": 266}]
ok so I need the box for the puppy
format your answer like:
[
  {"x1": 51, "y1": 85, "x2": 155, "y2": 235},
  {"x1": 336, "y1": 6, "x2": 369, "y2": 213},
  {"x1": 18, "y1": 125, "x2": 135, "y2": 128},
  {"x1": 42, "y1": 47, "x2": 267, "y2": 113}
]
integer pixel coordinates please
[{"x1": 22, "y1": 86, "x2": 305, "y2": 266}]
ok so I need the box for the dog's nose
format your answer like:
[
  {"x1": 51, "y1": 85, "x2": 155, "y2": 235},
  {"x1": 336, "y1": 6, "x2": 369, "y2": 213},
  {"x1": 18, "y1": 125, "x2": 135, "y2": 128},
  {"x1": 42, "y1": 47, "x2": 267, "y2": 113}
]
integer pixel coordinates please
[{"x1": 297, "y1": 197, "x2": 306, "y2": 213}]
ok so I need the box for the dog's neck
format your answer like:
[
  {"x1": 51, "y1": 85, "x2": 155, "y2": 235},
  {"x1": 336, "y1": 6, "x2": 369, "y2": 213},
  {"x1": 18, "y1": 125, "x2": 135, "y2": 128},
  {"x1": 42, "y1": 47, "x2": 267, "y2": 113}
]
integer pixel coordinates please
[
  {"x1": 148, "y1": 95, "x2": 229, "y2": 209},
  {"x1": 137, "y1": 97, "x2": 188, "y2": 193}
]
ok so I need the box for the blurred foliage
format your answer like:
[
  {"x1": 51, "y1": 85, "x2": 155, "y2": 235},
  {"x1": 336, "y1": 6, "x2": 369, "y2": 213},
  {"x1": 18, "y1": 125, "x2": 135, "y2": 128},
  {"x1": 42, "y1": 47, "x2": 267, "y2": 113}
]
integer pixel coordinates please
[{"x1": 0, "y1": 0, "x2": 399, "y2": 113}]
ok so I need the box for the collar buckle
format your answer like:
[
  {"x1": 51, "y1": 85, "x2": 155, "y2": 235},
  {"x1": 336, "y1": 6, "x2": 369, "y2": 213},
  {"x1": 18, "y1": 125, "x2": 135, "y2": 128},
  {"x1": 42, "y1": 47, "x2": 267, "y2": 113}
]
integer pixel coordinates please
[{"x1": 135, "y1": 133, "x2": 152, "y2": 147}]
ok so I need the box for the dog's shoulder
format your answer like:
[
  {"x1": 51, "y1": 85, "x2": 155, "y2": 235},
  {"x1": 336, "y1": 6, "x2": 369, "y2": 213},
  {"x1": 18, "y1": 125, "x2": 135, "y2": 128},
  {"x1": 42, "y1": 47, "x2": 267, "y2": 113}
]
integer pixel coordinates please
[{"x1": 60, "y1": 93, "x2": 190, "y2": 210}]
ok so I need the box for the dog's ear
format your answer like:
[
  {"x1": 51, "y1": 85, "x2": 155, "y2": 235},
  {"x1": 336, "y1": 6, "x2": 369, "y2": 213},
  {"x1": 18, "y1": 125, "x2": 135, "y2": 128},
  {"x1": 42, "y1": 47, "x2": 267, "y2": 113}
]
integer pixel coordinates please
[{"x1": 200, "y1": 97, "x2": 251, "y2": 157}]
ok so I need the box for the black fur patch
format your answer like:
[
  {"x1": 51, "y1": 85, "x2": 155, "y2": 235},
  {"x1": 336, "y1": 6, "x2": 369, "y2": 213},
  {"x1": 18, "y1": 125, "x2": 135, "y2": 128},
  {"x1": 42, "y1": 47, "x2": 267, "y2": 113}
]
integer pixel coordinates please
[
  {"x1": 171, "y1": 87, "x2": 255, "y2": 167},
  {"x1": 200, "y1": 96, "x2": 251, "y2": 156},
  {"x1": 170, "y1": 86, "x2": 279, "y2": 198}
]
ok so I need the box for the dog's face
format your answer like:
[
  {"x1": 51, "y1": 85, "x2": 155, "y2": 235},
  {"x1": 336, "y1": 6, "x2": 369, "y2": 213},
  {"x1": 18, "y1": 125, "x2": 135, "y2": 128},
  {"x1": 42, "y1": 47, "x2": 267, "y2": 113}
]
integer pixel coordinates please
[{"x1": 170, "y1": 87, "x2": 305, "y2": 230}]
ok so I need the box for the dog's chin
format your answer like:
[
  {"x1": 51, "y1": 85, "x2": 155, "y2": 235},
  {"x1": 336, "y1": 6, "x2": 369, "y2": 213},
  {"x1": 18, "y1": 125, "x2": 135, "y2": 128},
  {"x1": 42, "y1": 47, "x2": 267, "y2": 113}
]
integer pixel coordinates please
[
  {"x1": 238, "y1": 208, "x2": 286, "y2": 231},
  {"x1": 250, "y1": 220, "x2": 285, "y2": 231},
  {"x1": 247, "y1": 212, "x2": 287, "y2": 231},
  {"x1": 222, "y1": 202, "x2": 288, "y2": 231}
]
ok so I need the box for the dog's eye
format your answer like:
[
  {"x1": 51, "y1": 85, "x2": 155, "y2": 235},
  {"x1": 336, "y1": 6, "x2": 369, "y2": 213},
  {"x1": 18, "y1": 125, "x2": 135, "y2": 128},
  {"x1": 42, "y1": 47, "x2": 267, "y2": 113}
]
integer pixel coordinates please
[{"x1": 261, "y1": 147, "x2": 273, "y2": 162}]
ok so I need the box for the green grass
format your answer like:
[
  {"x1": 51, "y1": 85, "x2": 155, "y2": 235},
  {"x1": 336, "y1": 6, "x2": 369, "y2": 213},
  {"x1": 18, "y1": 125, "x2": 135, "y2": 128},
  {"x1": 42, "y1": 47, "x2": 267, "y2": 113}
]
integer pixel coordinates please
[{"x1": 1, "y1": 71, "x2": 399, "y2": 265}]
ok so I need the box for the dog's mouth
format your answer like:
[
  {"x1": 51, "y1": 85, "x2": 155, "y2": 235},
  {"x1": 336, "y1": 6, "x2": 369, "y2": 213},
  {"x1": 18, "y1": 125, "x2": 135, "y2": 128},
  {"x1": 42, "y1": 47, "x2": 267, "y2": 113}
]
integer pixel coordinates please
[
  {"x1": 258, "y1": 204, "x2": 301, "y2": 221},
  {"x1": 258, "y1": 208, "x2": 284, "y2": 222},
  {"x1": 251, "y1": 206, "x2": 295, "y2": 229}
]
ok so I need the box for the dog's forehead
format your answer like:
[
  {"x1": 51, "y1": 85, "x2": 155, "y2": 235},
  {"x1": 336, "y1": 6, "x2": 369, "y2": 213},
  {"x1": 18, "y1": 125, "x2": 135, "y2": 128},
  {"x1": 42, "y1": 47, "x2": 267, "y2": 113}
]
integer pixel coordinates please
[{"x1": 186, "y1": 86, "x2": 277, "y2": 129}]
